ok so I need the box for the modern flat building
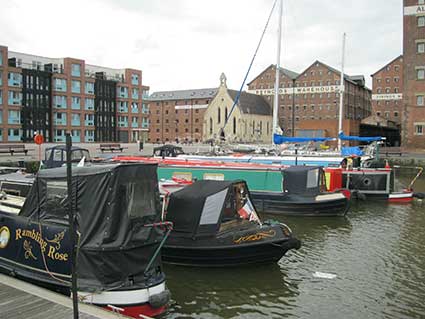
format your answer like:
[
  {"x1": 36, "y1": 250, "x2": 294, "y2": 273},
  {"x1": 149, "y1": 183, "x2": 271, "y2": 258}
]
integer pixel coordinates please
[
  {"x1": 371, "y1": 55, "x2": 403, "y2": 126},
  {"x1": 403, "y1": 0, "x2": 425, "y2": 148},
  {"x1": 148, "y1": 88, "x2": 217, "y2": 143},
  {"x1": 247, "y1": 62, "x2": 372, "y2": 142},
  {"x1": 0, "y1": 45, "x2": 149, "y2": 143}
]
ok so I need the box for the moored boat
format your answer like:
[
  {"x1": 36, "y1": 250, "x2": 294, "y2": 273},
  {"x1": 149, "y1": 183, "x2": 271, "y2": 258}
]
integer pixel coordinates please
[
  {"x1": 0, "y1": 163, "x2": 171, "y2": 318},
  {"x1": 161, "y1": 179, "x2": 301, "y2": 266}
]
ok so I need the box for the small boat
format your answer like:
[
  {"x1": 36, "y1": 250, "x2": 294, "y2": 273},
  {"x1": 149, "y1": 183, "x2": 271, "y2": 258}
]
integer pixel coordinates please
[
  {"x1": 161, "y1": 180, "x2": 301, "y2": 267},
  {"x1": 252, "y1": 166, "x2": 351, "y2": 216},
  {"x1": 0, "y1": 163, "x2": 171, "y2": 318}
]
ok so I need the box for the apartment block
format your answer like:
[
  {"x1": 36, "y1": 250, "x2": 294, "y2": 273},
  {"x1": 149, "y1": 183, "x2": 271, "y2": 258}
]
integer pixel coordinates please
[{"x1": 0, "y1": 45, "x2": 149, "y2": 143}]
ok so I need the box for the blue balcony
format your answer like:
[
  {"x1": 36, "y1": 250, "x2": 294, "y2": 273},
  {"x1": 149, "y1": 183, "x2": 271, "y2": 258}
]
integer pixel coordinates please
[
  {"x1": 8, "y1": 116, "x2": 21, "y2": 125},
  {"x1": 71, "y1": 117, "x2": 80, "y2": 126},
  {"x1": 85, "y1": 98, "x2": 94, "y2": 110},
  {"x1": 142, "y1": 91, "x2": 150, "y2": 99},
  {"x1": 71, "y1": 80, "x2": 81, "y2": 94},
  {"x1": 8, "y1": 134, "x2": 21, "y2": 142},
  {"x1": 71, "y1": 134, "x2": 81, "y2": 143},
  {"x1": 131, "y1": 74, "x2": 139, "y2": 85},
  {"x1": 71, "y1": 64, "x2": 81, "y2": 77},
  {"x1": 131, "y1": 106, "x2": 139, "y2": 113},
  {"x1": 85, "y1": 131, "x2": 94, "y2": 142},
  {"x1": 85, "y1": 82, "x2": 94, "y2": 94},
  {"x1": 54, "y1": 96, "x2": 67, "y2": 109},
  {"x1": 118, "y1": 120, "x2": 128, "y2": 128},
  {"x1": 8, "y1": 92, "x2": 22, "y2": 106},
  {"x1": 132, "y1": 121, "x2": 138, "y2": 128},
  {"x1": 132, "y1": 89, "x2": 139, "y2": 100},
  {"x1": 142, "y1": 105, "x2": 149, "y2": 114},
  {"x1": 54, "y1": 135, "x2": 66, "y2": 143},
  {"x1": 71, "y1": 98, "x2": 81, "y2": 110},
  {"x1": 85, "y1": 120, "x2": 94, "y2": 126},
  {"x1": 118, "y1": 103, "x2": 128, "y2": 113},
  {"x1": 54, "y1": 79, "x2": 67, "y2": 92},
  {"x1": 8, "y1": 73, "x2": 22, "y2": 87},
  {"x1": 118, "y1": 88, "x2": 128, "y2": 99},
  {"x1": 54, "y1": 118, "x2": 67, "y2": 126}
]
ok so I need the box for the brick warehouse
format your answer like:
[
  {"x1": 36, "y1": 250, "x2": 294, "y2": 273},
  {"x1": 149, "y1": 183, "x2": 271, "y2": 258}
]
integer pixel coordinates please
[
  {"x1": 403, "y1": 0, "x2": 425, "y2": 148},
  {"x1": 371, "y1": 55, "x2": 403, "y2": 127},
  {"x1": 0, "y1": 45, "x2": 150, "y2": 143},
  {"x1": 247, "y1": 62, "x2": 372, "y2": 142},
  {"x1": 148, "y1": 88, "x2": 217, "y2": 143}
]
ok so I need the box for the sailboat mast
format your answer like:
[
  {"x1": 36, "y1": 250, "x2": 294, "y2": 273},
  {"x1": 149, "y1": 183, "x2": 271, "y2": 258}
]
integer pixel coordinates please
[
  {"x1": 272, "y1": 0, "x2": 283, "y2": 144},
  {"x1": 337, "y1": 32, "x2": 346, "y2": 151}
]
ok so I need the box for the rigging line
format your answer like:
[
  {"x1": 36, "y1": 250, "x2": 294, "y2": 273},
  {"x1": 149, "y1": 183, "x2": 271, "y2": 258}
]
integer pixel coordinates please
[{"x1": 220, "y1": 0, "x2": 278, "y2": 136}]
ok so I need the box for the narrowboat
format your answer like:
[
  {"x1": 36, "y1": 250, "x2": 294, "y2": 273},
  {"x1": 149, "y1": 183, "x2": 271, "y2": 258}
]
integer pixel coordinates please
[
  {"x1": 162, "y1": 179, "x2": 301, "y2": 266},
  {"x1": 0, "y1": 163, "x2": 171, "y2": 318}
]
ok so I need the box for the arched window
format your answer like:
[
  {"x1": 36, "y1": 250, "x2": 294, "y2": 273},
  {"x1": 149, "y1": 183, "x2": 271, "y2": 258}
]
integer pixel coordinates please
[
  {"x1": 259, "y1": 121, "x2": 262, "y2": 134},
  {"x1": 218, "y1": 108, "x2": 221, "y2": 124},
  {"x1": 252, "y1": 120, "x2": 255, "y2": 135},
  {"x1": 225, "y1": 107, "x2": 228, "y2": 121},
  {"x1": 233, "y1": 117, "x2": 237, "y2": 134},
  {"x1": 209, "y1": 117, "x2": 213, "y2": 135}
]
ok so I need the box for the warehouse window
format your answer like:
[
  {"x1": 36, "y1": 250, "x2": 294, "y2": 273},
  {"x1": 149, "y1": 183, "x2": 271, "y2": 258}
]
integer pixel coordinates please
[
  {"x1": 418, "y1": 16, "x2": 425, "y2": 27},
  {"x1": 417, "y1": 68, "x2": 425, "y2": 80},
  {"x1": 417, "y1": 42, "x2": 425, "y2": 53},
  {"x1": 417, "y1": 95, "x2": 424, "y2": 106}
]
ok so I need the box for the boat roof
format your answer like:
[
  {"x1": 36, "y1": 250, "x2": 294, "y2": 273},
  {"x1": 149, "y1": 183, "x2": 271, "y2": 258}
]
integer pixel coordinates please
[{"x1": 46, "y1": 145, "x2": 89, "y2": 152}]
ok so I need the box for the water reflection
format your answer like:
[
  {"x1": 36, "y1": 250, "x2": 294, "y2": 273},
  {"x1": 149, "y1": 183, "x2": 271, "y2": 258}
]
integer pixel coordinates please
[{"x1": 164, "y1": 263, "x2": 299, "y2": 319}]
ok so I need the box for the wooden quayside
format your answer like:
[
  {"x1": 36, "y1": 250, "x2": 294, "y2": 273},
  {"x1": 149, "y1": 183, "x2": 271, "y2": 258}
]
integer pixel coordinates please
[{"x1": 0, "y1": 274, "x2": 149, "y2": 319}]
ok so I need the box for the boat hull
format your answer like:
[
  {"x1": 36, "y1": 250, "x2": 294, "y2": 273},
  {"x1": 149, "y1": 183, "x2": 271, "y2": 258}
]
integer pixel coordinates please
[
  {"x1": 162, "y1": 224, "x2": 301, "y2": 267},
  {"x1": 251, "y1": 191, "x2": 350, "y2": 216}
]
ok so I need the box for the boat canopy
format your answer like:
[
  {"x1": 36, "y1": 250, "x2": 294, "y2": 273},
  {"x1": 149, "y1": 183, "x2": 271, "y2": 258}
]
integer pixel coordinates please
[
  {"x1": 273, "y1": 133, "x2": 334, "y2": 144},
  {"x1": 44, "y1": 145, "x2": 91, "y2": 168},
  {"x1": 153, "y1": 144, "x2": 184, "y2": 158},
  {"x1": 338, "y1": 132, "x2": 383, "y2": 142},
  {"x1": 282, "y1": 166, "x2": 324, "y2": 195},
  {"x1": 166, "y1": 180, "x2": 254, "y2": 238},
  {"x1": 20, "y1": 163, "x2": 164, "y2": 291}
]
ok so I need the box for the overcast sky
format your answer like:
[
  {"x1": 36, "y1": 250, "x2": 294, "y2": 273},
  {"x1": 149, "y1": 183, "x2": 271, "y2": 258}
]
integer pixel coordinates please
[{"x1": 0, "y1": 0, "x2": 402, "y2": 92}]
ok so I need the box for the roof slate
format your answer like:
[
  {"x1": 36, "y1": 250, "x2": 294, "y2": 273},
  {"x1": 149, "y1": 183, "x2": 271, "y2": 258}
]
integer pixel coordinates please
[{"x1": 228, "y1": 90, "x2": 272, "y2": 116}]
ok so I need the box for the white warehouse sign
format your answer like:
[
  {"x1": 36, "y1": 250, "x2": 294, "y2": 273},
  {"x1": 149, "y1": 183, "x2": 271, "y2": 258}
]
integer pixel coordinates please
[
  {"x1": 175, "y1": 104, "x2": 208, "y2": 110},
  {"x1": 372, "y1": 94, "x2": 403, "y2": 101},
  {"x1": 247, "y1": 85, "x2": 344, "y2": 96},
  {"x1": 404, "y1": 5, "x2": 425, "y2": 16}
]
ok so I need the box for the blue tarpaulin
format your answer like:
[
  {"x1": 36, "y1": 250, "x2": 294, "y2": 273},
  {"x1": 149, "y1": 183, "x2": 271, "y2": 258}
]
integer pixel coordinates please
[
  {"x1": 341, "y1": 147, "x2": 364, "y2": 156},
  {"x1": 338, "y1": 132, "x2": 382, "y2": 142},
  {"x1": 273, "y1": 134, "x2": 334, "y2": 144}
]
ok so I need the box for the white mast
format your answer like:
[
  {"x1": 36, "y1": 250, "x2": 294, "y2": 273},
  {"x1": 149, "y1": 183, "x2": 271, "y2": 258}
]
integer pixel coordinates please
[
  {"x1": 337, "y1": 32, "x2": 346, "y2": 151},
  {"x1": 272, "y1": 0, "x2": 283, "y2": 144}
]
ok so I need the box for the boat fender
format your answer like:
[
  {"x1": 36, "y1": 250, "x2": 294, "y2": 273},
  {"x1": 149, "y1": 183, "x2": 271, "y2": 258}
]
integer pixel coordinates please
[
  {"x1": 149, "y1": 289, "x2": 171, "y2": 309},
  {"x1": 413, "y1": 192, "x2": 425, "y2": 199}
]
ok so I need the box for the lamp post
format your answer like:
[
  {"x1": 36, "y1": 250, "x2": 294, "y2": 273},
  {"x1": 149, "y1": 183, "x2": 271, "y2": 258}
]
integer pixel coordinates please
[{"x1": 292, "y1": 78, "x2": 295, "y2": 137}]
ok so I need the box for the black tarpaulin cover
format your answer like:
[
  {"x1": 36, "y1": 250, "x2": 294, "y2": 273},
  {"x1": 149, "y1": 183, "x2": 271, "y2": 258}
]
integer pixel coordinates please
[
  {"x1": 166, "y1": 180, "x2": 235, "y2": 237},
  {"x1": 20, "y1": 163, "x2": 165, "y2": 291},
  {"x1": 282, "y1": 166, "x2": 323, "y2": 195}
]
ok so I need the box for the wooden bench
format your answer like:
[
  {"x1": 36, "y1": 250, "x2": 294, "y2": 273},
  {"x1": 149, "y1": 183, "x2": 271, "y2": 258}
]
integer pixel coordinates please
[
  {"x1": 0, "y1": 144, "x2": 29, "y2": 155},
  {"x1": 379, "y1": 147, "x2": 403, "y2": 157},
  {"x1": 99, "y1": 143, "x2": 126, "y2": 153}
]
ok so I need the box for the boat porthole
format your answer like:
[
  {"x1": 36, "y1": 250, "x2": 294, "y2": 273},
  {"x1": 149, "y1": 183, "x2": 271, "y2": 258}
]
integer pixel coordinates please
[
  {"x1": 363, "y1": 178, "x2": 371, "y2": 186},
  {"x1": 0, "y1": 226, "x2": 10, "y2": 249}
]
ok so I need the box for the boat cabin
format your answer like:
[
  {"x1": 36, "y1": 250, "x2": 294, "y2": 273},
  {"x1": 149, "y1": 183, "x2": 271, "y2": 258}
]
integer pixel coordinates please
[
  {"x1": 153, "y1": 145, "x2": 184, "y2": 158},
  {"x1": 165, "y1": 180, "x2": 260, "y2": 237},
  {"x1": 282, "y1": 166, "x2": 326, "y2": 195},
  {"x1": 44, "y1": 145, "x2": 91, "y2": 168}
]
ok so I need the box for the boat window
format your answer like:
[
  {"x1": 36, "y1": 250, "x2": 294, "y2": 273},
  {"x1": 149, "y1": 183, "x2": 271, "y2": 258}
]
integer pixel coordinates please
[
  {"x1": 172, "y1": 172, "x2": 192, "y2": 181},
  {"x1": 45, "y1": 180, "x2": 68, "y2": 219},
  {"x1": 53, "y1": 149, "x2": 63, "y2": 161},
  {"x1": 45, "y1": 149, "x2": 52, "y2": 161},
  {"x1": 203, "y1": 173, "x2": 224, "y2": 181},
  {"x1": 306, "y1": 169, "x2": 319, "y2": 188},
  {"x1": 122, "y1": 182, "x2": 157, "y2": 219},
  {"x1": 200, "y1": 189, "x2": 227, "y2": 225}
]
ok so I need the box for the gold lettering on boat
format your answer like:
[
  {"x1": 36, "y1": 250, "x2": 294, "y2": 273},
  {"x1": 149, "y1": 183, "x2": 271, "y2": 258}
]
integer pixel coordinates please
[
  {"x1": 15, "y1": 228, "x2": 68, "y2": 262},
  {"x1": 234, "y1": 229, "x2": 276, "y2": 244}
]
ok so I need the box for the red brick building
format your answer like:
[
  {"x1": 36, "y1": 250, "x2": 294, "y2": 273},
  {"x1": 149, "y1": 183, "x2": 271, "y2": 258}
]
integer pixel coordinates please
[
  {"x1": 0, "y1": 45, "x2": 149, "y2": 143},
  {"x1": 371, "y1": 55, "x2": 403, "y2": 126},
  {"x1": 148, "y1": 88, "x2": 217, "y2": 143},
  {"x1": 403, "y1": 0, "x2": 425, "y2": 148},
  {"x1": 247, "y1": 62, "x2": 372, "y2": 142}
]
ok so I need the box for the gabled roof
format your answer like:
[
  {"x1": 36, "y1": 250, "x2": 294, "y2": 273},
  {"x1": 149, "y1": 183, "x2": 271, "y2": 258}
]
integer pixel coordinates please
[
  {"x1": 228, "y1": 90, "x2": 272, "y2": 116},
  {"x1": 298, "y1": 60, "x2": 358, "y2": 85},
  {"x1": 149, "y1": 88, "x2": 218, "y2": 101},
  {"x1": 247, "y1": 64, "x2": 299, "y2": 86},
  {"x1": 371, "y1": 55, "x2": 403, "y2": 77}
]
